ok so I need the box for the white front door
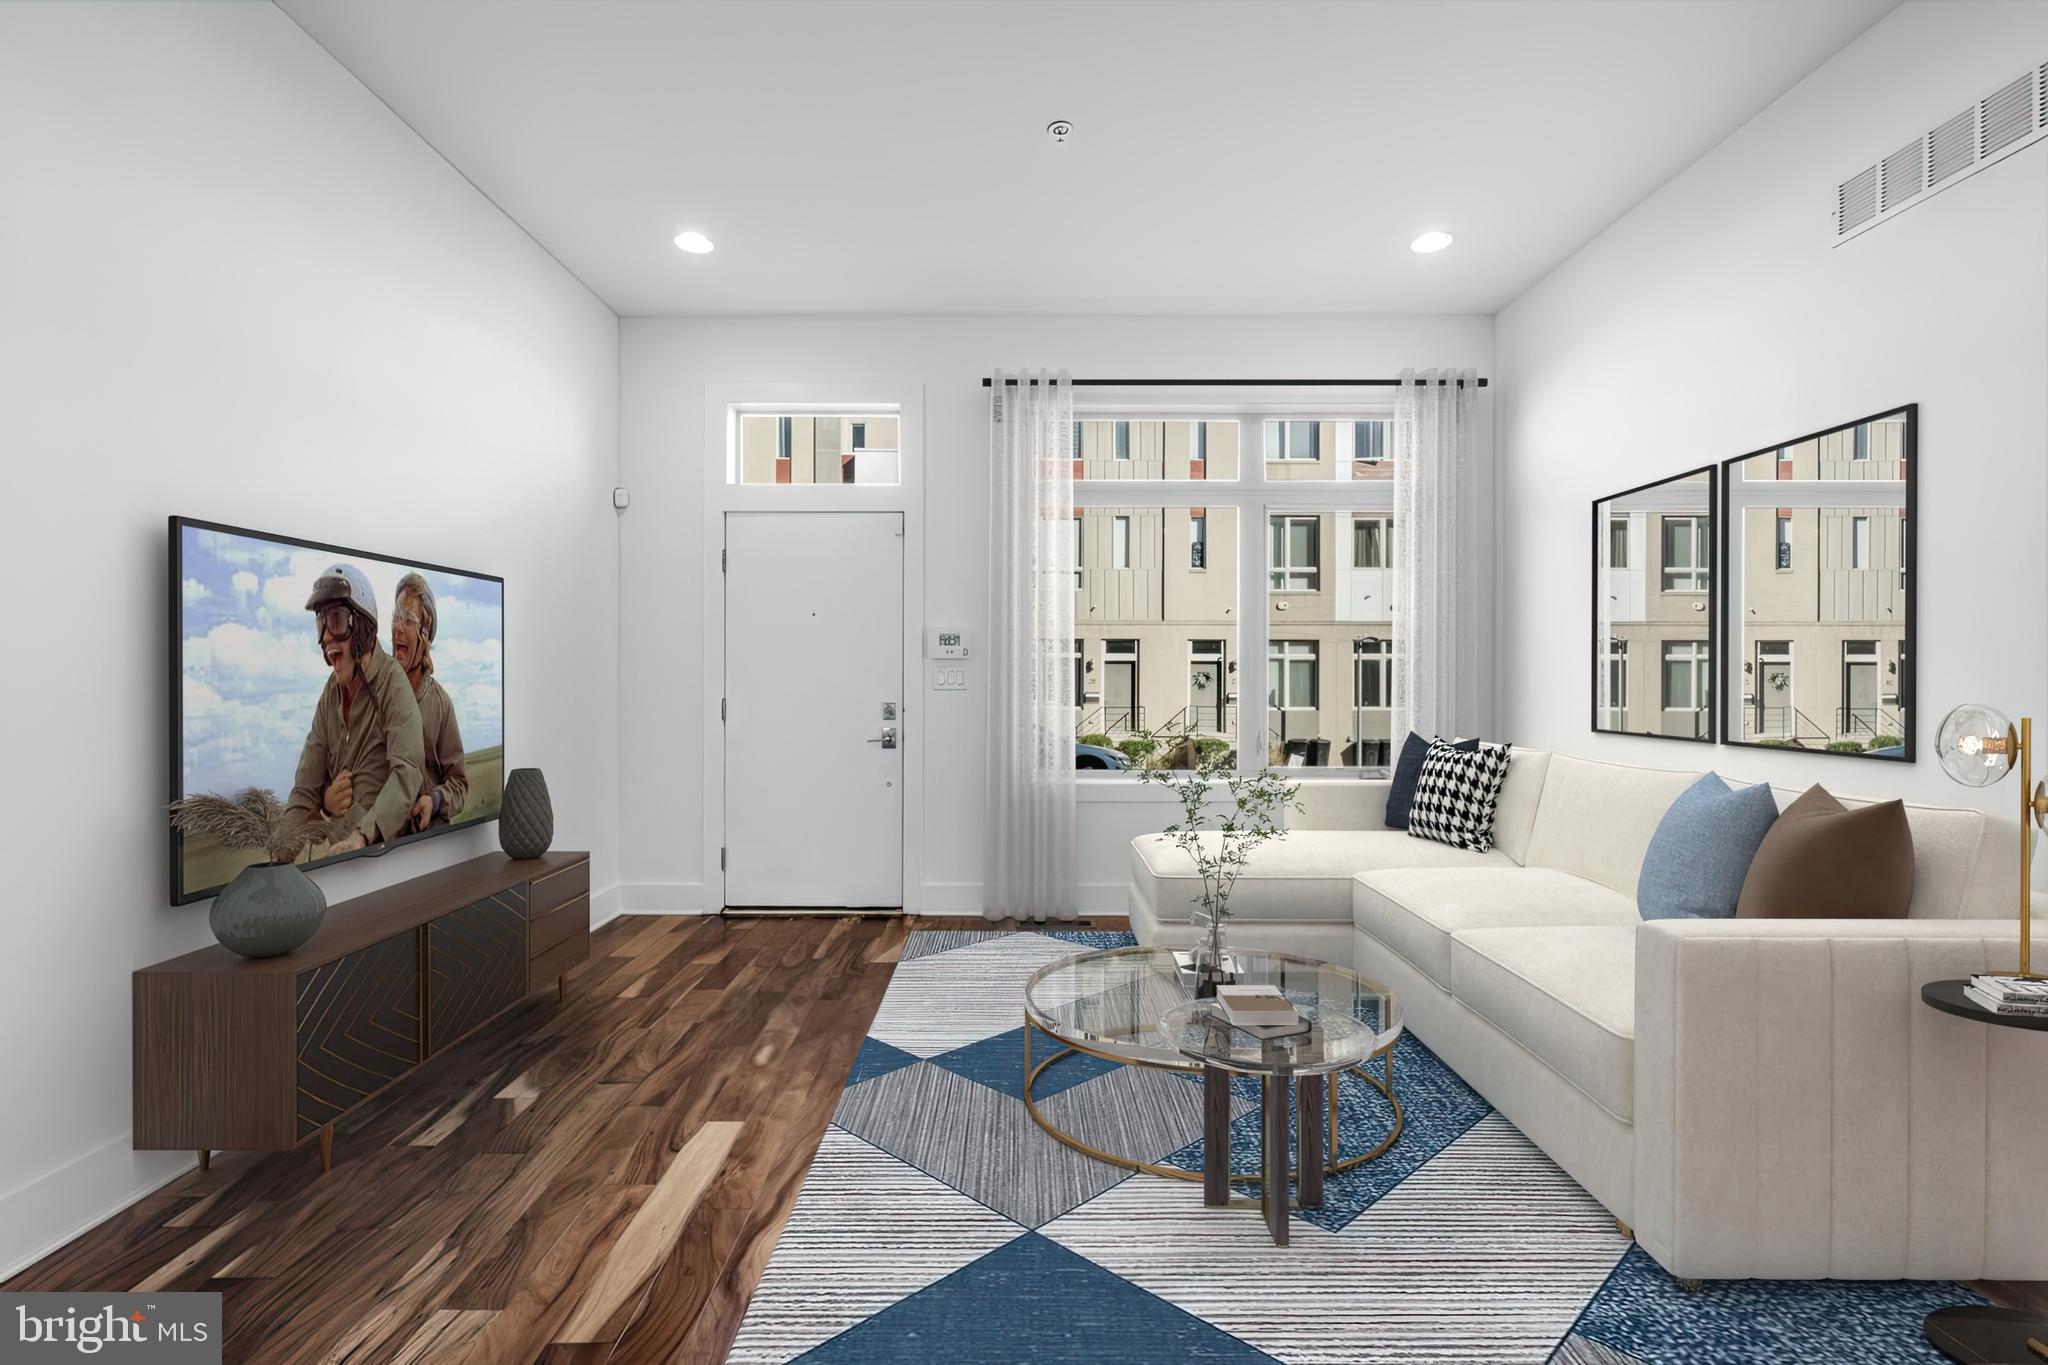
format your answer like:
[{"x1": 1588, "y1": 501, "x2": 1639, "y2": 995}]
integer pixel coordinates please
[{"x1": 723, "y1": 511, "x2": 904, "y2": 909}]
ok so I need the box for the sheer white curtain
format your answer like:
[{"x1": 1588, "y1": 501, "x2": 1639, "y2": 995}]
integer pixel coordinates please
[
  {"x1": 1392, "y1": 368, "x2": 1479, "y2": 742},
  {"x1": 984, "y1": 369, "x2": 1077, "y2": 921}
]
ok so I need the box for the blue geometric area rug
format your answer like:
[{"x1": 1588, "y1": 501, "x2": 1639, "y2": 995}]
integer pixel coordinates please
[{"x1": 729, "y1": 930, "x2": 1979, "y2": 1364}]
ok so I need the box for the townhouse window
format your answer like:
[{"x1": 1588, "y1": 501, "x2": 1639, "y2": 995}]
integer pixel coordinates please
[
  {"x1": 1269, "y1": 640, "x2": 1318, "y2": 709},
  {"x1": 1269, "y1": 514, "x2": 1320, "y2": 591},
  {"x1": 1852, "y1": 424, "x2": 1869, "y2": 461},
  {"x1": 777, "y1": 415, "x2": 792, "y2": 461},
  {"x1": 1111, "y1": 515, "x2": 1132, "y2": 569},
  {"x1": 1899, "y1": 517, "x2": 1908, "y2": 588},
  {"x1": 1660, "y1": 515, "x2": 1708, "y2": 591},
  {"x1": 850, "y1": 422, "x2": 866, "y2": 450},
  {"x1": 1072, "y1": 421, "x2": 1083, "y2": 458},
  {"x1": 1114, "y1": 420, "x2": 1131, "y2": 461},
  {"x1": 1608, "y1": 516, "x2": 1628, "y2": 569},
  {"x1": 1352, "y1": 637, "x2": 1390, "y2": 710},
  {"x1": 1775, "y1": 514, "x2": 1792, "y2": 571},
  {"x1": 1353, "y1": 516, "x2": 1392, "y2": 570},
  {"x1": 1601, "y1": 638, "x2": 1628, "y2": 720},
  {"x1": 1193, "y1": 421, "x2": 1207, "y2": 464},
  {"x1": 1264, "y1": 420, "x2": 1320, "y2": 461},
  {"x1": 1353, "y1": 421, "x2": 1387, "y2": 463},
  {"x1": 1189, "y1": 512, "x2": 1207, "y2": 570},
  {"x1": 1070, "y1": 514, "x2": 1082, "y2": 589},
  {"x1": 1188, "y1": 640, "x2": 1227, "y2": 734},
  {"x1": 1850, "y1": 515, "x2": 1870, "y2": 569},
  {"x1": 1662, "y1": 640, "x2": 1710, "y2": 712}
]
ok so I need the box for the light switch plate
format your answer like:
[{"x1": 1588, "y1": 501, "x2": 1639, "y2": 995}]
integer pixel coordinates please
[{"x1": 931, "y1": 663, "x2": 968, "y2": 691}]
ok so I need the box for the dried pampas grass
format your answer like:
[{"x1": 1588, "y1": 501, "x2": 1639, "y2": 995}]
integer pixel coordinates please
[{"x1": 168, "y1": 788, "x2": 349, "y2": 863}]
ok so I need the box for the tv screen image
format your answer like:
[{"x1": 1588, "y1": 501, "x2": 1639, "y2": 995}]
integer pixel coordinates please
[{"x1": 170, "y1": 517, "x2": 504, "y2": 903}]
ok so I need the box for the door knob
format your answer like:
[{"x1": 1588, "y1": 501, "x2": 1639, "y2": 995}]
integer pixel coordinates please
[{"x1": 868, "y1": 727, "x2": 898, "y2": 749}]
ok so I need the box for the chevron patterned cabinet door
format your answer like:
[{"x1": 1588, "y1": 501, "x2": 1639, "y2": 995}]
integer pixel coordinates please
[
  {"x1": 427, "y1": 887, "x2": 528, "y2": 1053},
  {"x1": 295, "y1": 932, "x2": 422, "y2": 1140}
]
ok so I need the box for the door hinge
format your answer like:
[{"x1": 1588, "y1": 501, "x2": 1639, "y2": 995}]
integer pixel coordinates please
[
  {"x1": 720, "y1": 847, "x2": 726, "y2": 871},
  {"x1": 720, "y1": 697, "x2": 727, "y2": 721},
  {"x1": 721, "y1": 549, "x2": 727, "y2": 572}
]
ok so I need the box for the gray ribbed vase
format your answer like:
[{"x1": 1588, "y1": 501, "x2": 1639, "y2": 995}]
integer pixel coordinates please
[
  {"x1": 500, "y1": 768, "x2": 554, "y2": 860},
  {"x1": 211, "y1": 861, "x2": 327, "y2": 958}
]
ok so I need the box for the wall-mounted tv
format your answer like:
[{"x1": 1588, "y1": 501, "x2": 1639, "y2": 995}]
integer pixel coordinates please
[{"x1": 169, "y1": 517, "x2": 504, "y2": 904}]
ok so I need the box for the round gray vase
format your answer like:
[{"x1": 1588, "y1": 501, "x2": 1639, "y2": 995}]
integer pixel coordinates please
[
  {"x1": 500, "y1": 768, "x2": 554, "y2": 859},
  {"x1": 211, "y1": 861, "x2": 327, "y2": 958}
]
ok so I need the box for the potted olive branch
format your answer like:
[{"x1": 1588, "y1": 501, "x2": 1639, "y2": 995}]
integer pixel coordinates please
[{"x1": 1136, "y1": 733, "x2": 1301, "y2": 995}]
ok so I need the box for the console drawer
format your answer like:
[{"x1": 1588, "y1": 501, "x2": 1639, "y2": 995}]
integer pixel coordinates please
[
  {"x1": 529, "y1": 893, "x2": 588, "y2": 958},
  {"x1": 529, "y1": 859, "x2": 589, "y2": 918}
]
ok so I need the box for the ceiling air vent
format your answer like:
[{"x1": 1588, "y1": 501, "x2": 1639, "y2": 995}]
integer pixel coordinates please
[
  {"x1": 1981, "y1": 73, "x2": 2034, "y2": 156},
  {"x1": 1880, "y1": 139, "x2": 1922, "y2": 211},
  {"x1": 1834, "y1": 58, "x2": 2048, "y2": 244},
  {"x1": 1927, "y1": 109, "x2": 1974, "y2": 186}
]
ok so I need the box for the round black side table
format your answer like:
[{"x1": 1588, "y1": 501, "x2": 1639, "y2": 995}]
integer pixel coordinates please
[{"x1": 1919, "y1": 981, "x2": 2048, "y2": 1365}]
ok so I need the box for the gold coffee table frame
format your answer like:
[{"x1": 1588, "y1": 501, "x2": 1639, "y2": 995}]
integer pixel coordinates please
[{"x1": 1019, "y1": 954, "x2": 1404, "y2": 1185}]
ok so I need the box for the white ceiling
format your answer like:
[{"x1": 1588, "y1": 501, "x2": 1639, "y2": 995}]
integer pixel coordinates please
[{"x1": 277, "y1": 0, "x2": 1899, "y2": 317}]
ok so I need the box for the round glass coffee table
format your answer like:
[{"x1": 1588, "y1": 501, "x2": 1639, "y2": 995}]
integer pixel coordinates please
[{"x1": 1021, "y1": 945, "x2": 1404, "y2": 1230}]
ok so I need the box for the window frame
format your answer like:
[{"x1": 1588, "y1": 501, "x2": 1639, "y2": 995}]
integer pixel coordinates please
[
  {"x1": 1660, "y1": 514, "x2": 1710, "y2": 592},
  {"x1": 1069, "y1": 398, "x2": 1399, "y2": 783}
]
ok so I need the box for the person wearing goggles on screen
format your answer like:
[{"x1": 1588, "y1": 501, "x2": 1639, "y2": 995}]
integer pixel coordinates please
[
  {"x1": 390, "y1": 572, "x2": 468, "y2": 834},
  {"x1": 280, "y1": 562, "x2": 424, "y2": 854}
]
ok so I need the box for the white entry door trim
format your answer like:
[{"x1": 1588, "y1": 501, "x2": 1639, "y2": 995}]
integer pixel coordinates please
[{"x1": 700, "y1": 380, "x2": 926, "y2": 913}]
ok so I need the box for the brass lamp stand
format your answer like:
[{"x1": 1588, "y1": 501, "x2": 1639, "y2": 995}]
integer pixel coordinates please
[{"x1": 1937, "y1": 707, "x2": 2048, "y2": 976}]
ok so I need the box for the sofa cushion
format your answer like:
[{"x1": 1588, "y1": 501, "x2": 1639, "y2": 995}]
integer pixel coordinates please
[
  {"x1": 1132, "y1": 830, "x2": 1511, "y2": 926},
  {"x1": 1738, "y1": 785, "x2": 1913, "y2": 919},
  {"x1": 1352, "y1": 867, "x2": 1640, "y2": 989},
  {"x1": 1637, "y1": 773, "x2": 1779, "y2": 920},
  {"x1": 1450, "y1": 925, "x2": 1636, "y2": 1122},
  {"x1": 1522, "y1": 755, "x2": 1704, "y2": 894},
  {"x1": 1490, "y1": 748, "x2": 1553, "y2": 867}
]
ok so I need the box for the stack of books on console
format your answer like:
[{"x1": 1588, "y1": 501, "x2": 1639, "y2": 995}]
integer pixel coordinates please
[
  {"x1": 1215, "y1": 984, "x2": 1310, "y2": 1040},
  {"x1": 1964, "y1": 975, "x2": 2048, "y2": 1017}
]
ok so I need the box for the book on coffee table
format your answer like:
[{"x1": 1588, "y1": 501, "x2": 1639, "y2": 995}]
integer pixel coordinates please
[{"x1": 1215, "y1": 984, "x2": 1299, "y2": 1027}]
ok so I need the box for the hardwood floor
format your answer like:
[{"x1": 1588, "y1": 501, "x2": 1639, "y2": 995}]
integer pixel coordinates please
[{"x1": 8, "y1": 913, "x2": 920, "y2": 1363}]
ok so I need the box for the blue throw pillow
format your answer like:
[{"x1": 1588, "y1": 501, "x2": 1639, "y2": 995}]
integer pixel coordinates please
[
  {"x1": 1637, "y1": 773, "x2": 1780, "y2": 920},
  {"x1": 1384, "y1": 731, "x2": 1481, "y2": 830}
]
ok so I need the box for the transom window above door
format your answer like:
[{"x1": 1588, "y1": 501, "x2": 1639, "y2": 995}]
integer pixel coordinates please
[{"x1": 735, "y1": 411, "x2": 901, "y2": 485}]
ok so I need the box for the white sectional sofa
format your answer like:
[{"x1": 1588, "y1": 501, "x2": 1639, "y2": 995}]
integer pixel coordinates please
[{"x1": 1129, "y1": 749, "x2": 2048, "y2": 1281}]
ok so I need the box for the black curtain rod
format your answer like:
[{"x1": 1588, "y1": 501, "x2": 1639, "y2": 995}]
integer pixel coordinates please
[{"x1": 981, "y1": 376, "x2": 1487, "y2": 388}]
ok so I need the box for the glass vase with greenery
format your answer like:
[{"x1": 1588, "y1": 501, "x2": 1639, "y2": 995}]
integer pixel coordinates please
[{"x1": 1137, "y1": 735, "x2": 1301, "y2": 991}]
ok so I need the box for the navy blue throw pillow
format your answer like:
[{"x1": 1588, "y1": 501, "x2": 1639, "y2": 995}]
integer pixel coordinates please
[{"x1": 1384, "y1": 731, "x2": 1481, "y2": 830}]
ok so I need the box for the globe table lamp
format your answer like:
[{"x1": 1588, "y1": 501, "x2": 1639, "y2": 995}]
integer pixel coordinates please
[{"x1": 1936, "y1": 703, "x2": 2048, "y2": 977}]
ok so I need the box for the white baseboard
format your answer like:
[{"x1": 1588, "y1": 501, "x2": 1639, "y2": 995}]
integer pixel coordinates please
[
  {"x1": 617, "y1": 880, "x2": 712, "y2": 915},
  {"x1": 0, "y1": 1135, "x2": 191, "y2": 1283},
  {"x1": 915, "y1": 882, "x2": 1128, "y2": 917},
  {"x1": 589, "y1": 881, "x2": 625, "y2": 931}
]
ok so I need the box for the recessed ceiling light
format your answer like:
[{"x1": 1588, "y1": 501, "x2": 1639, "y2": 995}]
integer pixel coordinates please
[
  {"x1": 1410, "y1": 230, "x2": 1454, "y2": 254},
  {"x1": 673, "y1": 230, "x2": 714, "y2": 254}
]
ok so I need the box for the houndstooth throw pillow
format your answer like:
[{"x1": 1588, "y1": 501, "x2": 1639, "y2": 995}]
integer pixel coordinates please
[{"x1": 1406, "y1": 739, "x2": 1514, "y2": 853}]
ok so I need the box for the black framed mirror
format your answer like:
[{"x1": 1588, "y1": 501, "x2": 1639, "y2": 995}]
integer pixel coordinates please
[
  {"x1": 1591, "y1": 466, "x2": 1717, "y2": 742},
  {"x1": 1719, "y1": 405, "x2": 1915, "y2": 761}
]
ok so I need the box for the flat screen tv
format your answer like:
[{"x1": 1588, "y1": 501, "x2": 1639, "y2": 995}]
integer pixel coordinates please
[{"x1": 169, "y1": 517, "x2": 504, "y2": 904}]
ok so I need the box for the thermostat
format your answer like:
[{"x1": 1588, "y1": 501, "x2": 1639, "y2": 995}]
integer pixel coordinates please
[{"x1": 926, "y1": 628, "x2": 972, "y2": 659}]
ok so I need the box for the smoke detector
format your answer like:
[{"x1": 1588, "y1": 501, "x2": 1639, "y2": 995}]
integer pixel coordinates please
[{"x1": 1047, "y1": 120, "x2": 1073, "y2": 144}]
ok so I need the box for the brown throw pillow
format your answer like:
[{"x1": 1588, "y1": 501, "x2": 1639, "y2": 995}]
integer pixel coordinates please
[{"x1": 1735, "y1": 785, "x2": 1913, "y2": 919}]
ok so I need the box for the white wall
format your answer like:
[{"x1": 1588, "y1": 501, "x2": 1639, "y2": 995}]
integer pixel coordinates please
[
  {"x1": 0, "y1": 2, "x2": 620, "y2": 1276},
  {"x1": 1497, "y1": 0, "x2": 2048, "y2": 809},
  {"x1": 619, "y1": 315, "x2": 1491, "y2": 914}
]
